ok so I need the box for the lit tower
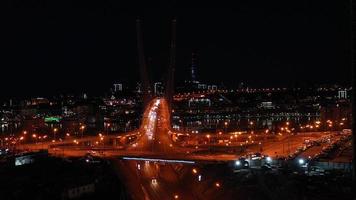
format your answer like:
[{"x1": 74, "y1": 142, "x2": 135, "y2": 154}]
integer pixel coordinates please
[{"x1": 190, "y1": 52, "x2": 197, "y2": 82}]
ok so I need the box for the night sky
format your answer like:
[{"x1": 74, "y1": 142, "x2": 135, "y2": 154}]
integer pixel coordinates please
[{"x1": 2, "y1": 1, "x2": 351, "y2": 99}]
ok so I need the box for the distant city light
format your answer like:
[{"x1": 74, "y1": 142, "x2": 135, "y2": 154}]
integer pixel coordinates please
[{"x1": 198, "y1": 175, "x2": 202, "y2": 182}]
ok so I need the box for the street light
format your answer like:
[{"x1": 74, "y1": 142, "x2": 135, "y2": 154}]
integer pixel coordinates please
[
  {"x1": 80, "y1": 125, "x2": 85, "y2": 138},
  {"x1": 259, "y1": 141, "x2": 263, "y2": 152},
  {"x1": 105, "y1": 123, "x2": 111, "y2": 137},
  {"x1": 206, "y1": 134, "x2": 210, "y2": 143},
  {"x1": 32, "y1": 134, "x2": 37, "y2": 144},
  {"x1": 206, "y1": 134, "x2": 211, "y2": 152},
  {"x1": 224, "y1": 121, "x2": 228, "y2": 133},
  {"x1": 53, "y1": 128, "x2": 58, "y2": 140},
  {"x1": 249, "y1": 121, "x2": 254, "y2": 132},
  {"x1": 19, "y1": 136, "x2": 24, "y2": 147}
]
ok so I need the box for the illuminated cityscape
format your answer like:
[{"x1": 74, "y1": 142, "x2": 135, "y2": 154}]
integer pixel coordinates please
[{"x1": 1, "y1": 1, "x2": 354, "y2": 200}]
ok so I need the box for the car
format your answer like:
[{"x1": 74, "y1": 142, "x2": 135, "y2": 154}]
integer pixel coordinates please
[
  {"x1": 90, "y1": 150, "x2": 98, "y2": 154},
  {"x1": 250, "y1": 152, "x2": 262, "y2": 160},
  {"x1": 306, "y1": 166, "x2": 325, "y2": 176},
  {"x1": 234, "y1": 158, "x2": 250, "y2": 169},
  {"x1": 261, "y1": 164, "x2": 272, "y2": 171}
]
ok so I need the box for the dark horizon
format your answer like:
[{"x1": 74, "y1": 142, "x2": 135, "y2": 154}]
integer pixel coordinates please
[{"x1": 2, "y1": 1, "x2": 352, "y2": 100}]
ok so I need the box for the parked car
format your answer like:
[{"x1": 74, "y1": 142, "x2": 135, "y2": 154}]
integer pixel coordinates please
[{"x1": 306, "y1": 166, "x2": 325, "y2": 176}]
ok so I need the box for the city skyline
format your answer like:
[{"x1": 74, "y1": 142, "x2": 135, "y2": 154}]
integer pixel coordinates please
[
  {"x1": 2, "y1": 1, "x2": 351, "y2": 99},
  {"x1": 1, "y1": 1, "x2": 354, "y2": 199}
]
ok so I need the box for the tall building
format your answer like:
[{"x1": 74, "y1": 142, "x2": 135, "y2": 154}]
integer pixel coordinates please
[
  {"x1": 113, "y1": 83, "x2": 123, "y2": 92},
  {"x1": 154, "y1": 82, "x2": 164, "y2": 96},
  {"x1": 190, "y1": 52, "x2": 197, "y2": 82},
  {"x1": 338, "y1": 89, "x2": 347, "y2": 99}
]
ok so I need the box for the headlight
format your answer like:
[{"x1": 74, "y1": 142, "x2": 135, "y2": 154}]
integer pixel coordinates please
[
  {"x1": 266, "y1": 157, "x2": 272, "y2": 162},
  {"x1": 298, "y1": 158, "x2": 305, "y2": 165},
  {"x1": 235, "y1": 160, "x2": 241, "y2": 166}
]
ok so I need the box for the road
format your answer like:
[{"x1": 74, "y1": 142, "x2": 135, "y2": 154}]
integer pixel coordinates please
[
  {"x1": 114, "y1": 98, "x2": 203, "y2": 200},
  {"x1": 297, "y1": 133, "x2": 341, "y2": 159}
]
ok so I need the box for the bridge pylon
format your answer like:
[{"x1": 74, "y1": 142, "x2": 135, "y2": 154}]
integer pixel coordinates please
[{"x1": 136, "y1": 18, "x2": 152, "y2": 108}]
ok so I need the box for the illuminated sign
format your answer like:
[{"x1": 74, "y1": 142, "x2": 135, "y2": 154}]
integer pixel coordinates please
[{"x1": 44, "y1": 117, "x2": 61, "y2": 123}]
